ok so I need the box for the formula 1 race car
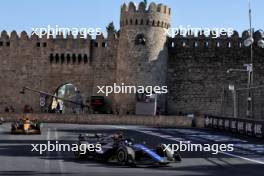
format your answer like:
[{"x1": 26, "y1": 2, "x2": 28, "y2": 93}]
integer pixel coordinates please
[
  {"x1": 11, "y1": 118, "x2": 41, "y2": 134},
  {"x1": 74, "y1": 133, "x2": 182, "y2": 166}
]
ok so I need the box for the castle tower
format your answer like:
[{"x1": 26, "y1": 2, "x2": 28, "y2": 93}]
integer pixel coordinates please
[{"x1": 115, "y1": 1, "x2": 171, "y2": 115}]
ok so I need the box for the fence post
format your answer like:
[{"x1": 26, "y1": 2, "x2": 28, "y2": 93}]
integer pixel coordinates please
[{"x1": 233, "y1": 89, "x2": 238, "y2": 118}]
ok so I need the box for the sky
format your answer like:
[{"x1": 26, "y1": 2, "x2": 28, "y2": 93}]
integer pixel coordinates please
[{"x1": 0, "y1": 0, "x2": 263, "y2": 36}]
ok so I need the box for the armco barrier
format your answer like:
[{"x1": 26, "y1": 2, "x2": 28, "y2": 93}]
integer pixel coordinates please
[
  {"x1": 205, "y1": 115, "x2": 264, "y2": 139},
  {"x1": 0, "y1": 113, "x2": 192, "y2": 128}
]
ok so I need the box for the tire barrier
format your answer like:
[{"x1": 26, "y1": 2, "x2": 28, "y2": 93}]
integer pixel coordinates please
[{"x1": 205, "y1": 115, "x2": 264, "y2": 139}]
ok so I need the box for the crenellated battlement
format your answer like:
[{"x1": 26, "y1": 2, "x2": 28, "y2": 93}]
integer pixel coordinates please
[
  {"x1": 0, "y1": 29, "x2": 118, "y2": 68},
  {"x1": 121, "y1": 2, "x2": 171, "y2": 15},
  {"x1": 168, "y1": 30, "x2": 264, "y2": 49},
  {"x1": 0, "y1": 30, "x2": 110, "y2": 40},
  {"x1": 120, "y1": 2, "x2": 171, "y2": 29},
  {"x1": 0, "y1": 30, "x2": 118, "y2": 50}
]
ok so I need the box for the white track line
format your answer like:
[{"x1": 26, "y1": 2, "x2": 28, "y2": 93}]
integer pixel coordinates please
[
  {"x1": 55, "y1": 128, "x2": 65, "y2": 175},
  {"x1": 220, "y1": 151, "x2": 264, "y2": 165},
  {"x1": 113, "y1": 126, "x2": 264, "y2": 165},
  {"x1": 44, "y1": 128, "x2": 51, "y2": 173}
]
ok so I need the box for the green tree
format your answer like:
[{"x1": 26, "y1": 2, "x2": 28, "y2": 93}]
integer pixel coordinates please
[{"x1": 106, "y1": 22, "x2": 116, "y2": 33}]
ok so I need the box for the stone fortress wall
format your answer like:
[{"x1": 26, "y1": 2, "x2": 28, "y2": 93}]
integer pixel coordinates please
[
  {"x1": 0, "y1": 28, "x2": 118, "y2": 113},
  {"x1": 168, "y1": 30, "x2": 264, "y2": 119},
  {"x1": 0, "y1": 1, "x2": 264, "y2": 119}
]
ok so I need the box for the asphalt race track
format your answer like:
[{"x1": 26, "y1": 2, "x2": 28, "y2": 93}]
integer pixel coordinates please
[{"x1": 0, "y1": 123, "x2": 264, "y2": 176}]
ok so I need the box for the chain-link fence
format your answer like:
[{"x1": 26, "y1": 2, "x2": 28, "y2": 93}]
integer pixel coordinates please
[{"x1": 221, "y1": 87, "x2": 264, "y2": 120}]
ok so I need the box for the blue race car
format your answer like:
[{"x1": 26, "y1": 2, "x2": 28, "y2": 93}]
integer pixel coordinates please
[{"x1": 74, "y1": 132, "x2": 182, "y2": 166}]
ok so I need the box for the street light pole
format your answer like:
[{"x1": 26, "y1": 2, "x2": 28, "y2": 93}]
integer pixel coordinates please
[
  {"x1": 229, "y1": 85, "x2": 238, "y2": 118},
  {"x1": 234, "y1": 89, "x2": 238, "y2": 118},
  {"x1": 247, "y1": 0, "x2": 253, "y2": 118},
  {"x1": 227, "y1": 1, "x2": 264, "y2": 119},
  {"x1": 246, "y1": 65, "x2": 253, "y2": 118}
]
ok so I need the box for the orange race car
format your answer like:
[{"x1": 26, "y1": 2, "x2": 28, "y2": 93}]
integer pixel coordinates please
[{"x1": 11, "y1": 118, "x2": 42, "y2": 134}]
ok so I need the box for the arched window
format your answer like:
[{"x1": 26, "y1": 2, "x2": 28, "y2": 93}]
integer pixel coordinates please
[
  {"x1": 55, "y1": 54, "x2": 59, "y2": 63},
  {"x1": 49, "y1": 54, "x2": 54, "y2": 63},
  {"x1": 72, "y1": 54, "x2": 76, "y2": 63},
  {"x1": 152, "y1": 20, "x2": 155, "y2": 26},
  {"x1": 83, "y1": 54, "x2": 88, "y2": 64},
  {"x1": 140, "y1": 19, "x2": 144, "y2": 25},
  {"x1": 135, "y1": 34, "x2": 146, "y2": 46},
  {"x1": 61, "y1": 54, "x2": 65, "y2": 64},
  {"x1": 66, "y1": 54, "x2": 71, "y2": 64},
  {"x1": 146, "y1": 20, "x2": 149, "y2": 25},
  {"x1": 51, "y1": 83, "x2": 83, "y2": 113},
  {"x1": 78, "y1": 54, "x2": 82, "y2": 63}
]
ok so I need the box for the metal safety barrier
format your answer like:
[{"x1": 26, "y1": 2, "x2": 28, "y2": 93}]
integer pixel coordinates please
[{"x1": 204, "y1": 115, "x2": 264, "y2": 139}]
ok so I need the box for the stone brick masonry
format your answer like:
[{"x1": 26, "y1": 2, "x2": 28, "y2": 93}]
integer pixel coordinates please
[{"x1": 0, "y1": 1, "x2": 264, "y2": 119}]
